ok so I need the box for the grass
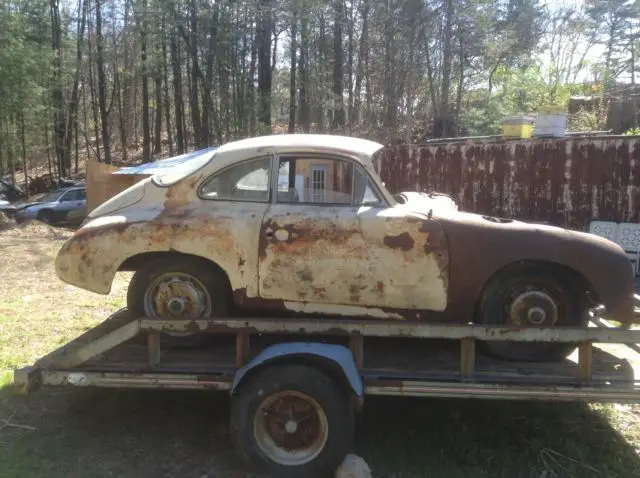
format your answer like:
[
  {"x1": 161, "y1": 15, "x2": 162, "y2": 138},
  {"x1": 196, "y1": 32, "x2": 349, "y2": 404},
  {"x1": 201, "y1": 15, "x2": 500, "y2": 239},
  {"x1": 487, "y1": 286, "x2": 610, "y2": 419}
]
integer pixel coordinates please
[{"x1": 1, "y1": 224, "x2": 640, "y2": 477}]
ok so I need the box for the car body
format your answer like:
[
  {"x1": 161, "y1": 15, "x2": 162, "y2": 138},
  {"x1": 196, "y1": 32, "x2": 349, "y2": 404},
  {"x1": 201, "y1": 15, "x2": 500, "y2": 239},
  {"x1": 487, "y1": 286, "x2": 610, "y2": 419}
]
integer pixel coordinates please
[
  {"x1": 0, "y1": 199, "x2": 17, "y2": 218},
  {"x1": 54, "y1": 135, "x2": 635, "y2": 358},
  {"x1": 15, "y1": 186, "x2": 87, "y2": 225}
]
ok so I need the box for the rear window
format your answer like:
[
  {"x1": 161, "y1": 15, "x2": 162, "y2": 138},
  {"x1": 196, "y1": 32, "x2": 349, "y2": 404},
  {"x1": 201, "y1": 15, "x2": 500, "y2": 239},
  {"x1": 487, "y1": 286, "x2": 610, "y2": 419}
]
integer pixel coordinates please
[{"x1": 152, "y1": 150, "x2": 217, "y2": 187}]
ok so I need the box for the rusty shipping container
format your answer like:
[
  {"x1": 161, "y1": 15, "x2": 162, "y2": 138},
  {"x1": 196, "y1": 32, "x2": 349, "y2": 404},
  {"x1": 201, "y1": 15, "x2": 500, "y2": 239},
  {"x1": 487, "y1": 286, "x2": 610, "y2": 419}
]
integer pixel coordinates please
[{"x1": 379, "y1": 136, "x2": 640, "y2": 230}]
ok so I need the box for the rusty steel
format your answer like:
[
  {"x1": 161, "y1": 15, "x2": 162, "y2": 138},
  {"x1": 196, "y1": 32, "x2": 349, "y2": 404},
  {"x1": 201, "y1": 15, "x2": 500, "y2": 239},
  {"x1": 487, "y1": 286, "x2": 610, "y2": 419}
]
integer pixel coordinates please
[
  {"x1": 139, "y1": 318, "x2": 640, "y2": 344},
  {"x1": 379, "y1": 136, "x2": 640, "y2": 230},
  {"x1": 55, "y1": 135, "x2": 636, "y2": 328}
]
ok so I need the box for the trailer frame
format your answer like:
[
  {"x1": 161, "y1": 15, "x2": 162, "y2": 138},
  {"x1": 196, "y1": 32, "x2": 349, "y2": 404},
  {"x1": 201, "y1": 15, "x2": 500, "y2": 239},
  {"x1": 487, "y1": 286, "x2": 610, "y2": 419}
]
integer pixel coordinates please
[{"x1": 13, "y1": 310, "x2": 640, "y2": 403}]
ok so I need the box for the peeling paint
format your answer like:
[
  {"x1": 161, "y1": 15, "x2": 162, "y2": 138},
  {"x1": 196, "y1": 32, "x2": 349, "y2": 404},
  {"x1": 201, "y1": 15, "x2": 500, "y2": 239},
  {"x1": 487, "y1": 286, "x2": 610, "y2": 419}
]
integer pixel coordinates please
[
  {"x1": 55, "y1": 134, "x2": 637, "y2": 326},
  {"x1": 381, "y1": 136, "x2": 640, "y2": 229}
]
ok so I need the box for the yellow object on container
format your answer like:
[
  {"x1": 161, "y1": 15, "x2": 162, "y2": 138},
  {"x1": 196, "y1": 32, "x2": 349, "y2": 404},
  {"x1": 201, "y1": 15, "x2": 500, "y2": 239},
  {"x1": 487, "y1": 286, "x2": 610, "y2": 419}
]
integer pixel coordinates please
[{"x1": 501, "y1": 116, "x2": 535, "y2": 139}]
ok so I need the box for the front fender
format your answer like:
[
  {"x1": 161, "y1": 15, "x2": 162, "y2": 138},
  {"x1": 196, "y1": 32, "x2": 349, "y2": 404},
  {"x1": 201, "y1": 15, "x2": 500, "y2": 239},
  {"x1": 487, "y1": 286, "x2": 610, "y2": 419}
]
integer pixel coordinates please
[{"x1": 231, "y1": 342, "x2": 364, "y2": 396}]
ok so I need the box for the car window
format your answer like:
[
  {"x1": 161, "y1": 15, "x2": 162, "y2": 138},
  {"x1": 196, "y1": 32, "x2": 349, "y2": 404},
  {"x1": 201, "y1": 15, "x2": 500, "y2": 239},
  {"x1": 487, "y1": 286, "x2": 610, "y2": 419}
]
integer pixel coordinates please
[
  {"x1": 354, "y1": 166, "x2": 382, "y2": 206},
  {"x1": 276, "y1": 156, "x2": 354, "y2": 205},
  {"x1": 200, "y1": 157, "x2": 271, "y2": 202},
  {"x1": 60, "y1": 189, "x2": 85, "y2": 201}
]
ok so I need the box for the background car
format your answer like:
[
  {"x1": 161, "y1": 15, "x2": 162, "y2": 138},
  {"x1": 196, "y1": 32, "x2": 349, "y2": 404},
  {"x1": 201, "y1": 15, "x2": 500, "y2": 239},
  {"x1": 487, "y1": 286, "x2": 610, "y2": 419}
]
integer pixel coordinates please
[
  {"x1": 14, "y1": 186, "x2": 87, "y2": 225},
  {"x1": 0, "y1": 199, "x2": 17, "y2": 218}
]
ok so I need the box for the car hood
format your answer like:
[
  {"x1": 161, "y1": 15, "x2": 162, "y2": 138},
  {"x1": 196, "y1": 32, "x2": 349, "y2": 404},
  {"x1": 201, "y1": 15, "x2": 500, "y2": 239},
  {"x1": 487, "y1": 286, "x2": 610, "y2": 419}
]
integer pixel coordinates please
[
  {"x1": 394, "y1": 191, "x2": 459, "y2": 215},
  {"x1": 14, "y1": 201, "x2": 50, "y2": 210}
]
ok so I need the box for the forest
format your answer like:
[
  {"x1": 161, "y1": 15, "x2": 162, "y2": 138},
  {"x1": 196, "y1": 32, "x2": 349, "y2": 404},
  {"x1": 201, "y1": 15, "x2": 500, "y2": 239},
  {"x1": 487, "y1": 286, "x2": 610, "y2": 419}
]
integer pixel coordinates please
[{"x1": 0, "y1": 0, "x2": 638, "y2": 184}]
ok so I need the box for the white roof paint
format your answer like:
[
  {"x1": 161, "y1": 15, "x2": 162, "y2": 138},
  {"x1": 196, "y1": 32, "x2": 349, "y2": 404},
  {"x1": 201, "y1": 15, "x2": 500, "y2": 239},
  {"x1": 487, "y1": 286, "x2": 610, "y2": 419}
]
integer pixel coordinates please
[{"x1": 215, "y1": 134, "x2": 385, "y2": 160}]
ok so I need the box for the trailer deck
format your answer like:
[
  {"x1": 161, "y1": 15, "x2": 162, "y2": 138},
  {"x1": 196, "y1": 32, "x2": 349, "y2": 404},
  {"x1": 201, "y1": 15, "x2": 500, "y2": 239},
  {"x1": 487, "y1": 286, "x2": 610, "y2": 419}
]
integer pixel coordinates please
[{"x1": 14, "y1": 309, "x2": 640, "y2": 403}]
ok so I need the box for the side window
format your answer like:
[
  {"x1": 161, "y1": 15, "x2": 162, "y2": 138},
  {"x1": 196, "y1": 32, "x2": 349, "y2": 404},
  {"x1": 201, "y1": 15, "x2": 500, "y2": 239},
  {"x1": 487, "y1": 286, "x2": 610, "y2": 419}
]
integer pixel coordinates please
[
  {"x1": 354, "y1": 167, "x2": 382, "y2": 206},
  {"x1": 276, "y1": 156, "x2": 354, "y2": 205},
  {"x1": 200, "y1": 157, "x2": 271, "y2": 202},
  {"x1": 60, "y1": 191, "x2": 78, "y2": 201}
]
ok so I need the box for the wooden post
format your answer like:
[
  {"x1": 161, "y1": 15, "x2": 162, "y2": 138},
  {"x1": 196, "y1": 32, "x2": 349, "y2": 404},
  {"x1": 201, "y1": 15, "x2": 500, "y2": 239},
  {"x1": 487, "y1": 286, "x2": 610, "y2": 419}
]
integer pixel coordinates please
[
  {"x1": 460, "y1": 338, "x2": 475, "y2": 380},
  {"x1": 578, "y1": 341, "x2": 593, "y2": 382},
  {"x1": 147, "y1": 331, "x2": 160, "y2": 368},
  {"x1": 236, "y1": 331, "x2": 250, "y2": 368},
  {"x1": 349, "y1": 332, "x2": 364, "y2": 369}
]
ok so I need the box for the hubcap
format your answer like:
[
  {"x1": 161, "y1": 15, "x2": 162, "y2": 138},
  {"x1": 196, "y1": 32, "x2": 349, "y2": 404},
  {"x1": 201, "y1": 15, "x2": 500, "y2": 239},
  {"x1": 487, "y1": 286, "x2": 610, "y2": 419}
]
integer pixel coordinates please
[
  {"x1": 253, "y1": 391, "x2": 328, "y2": 466},
  {"x1": 509, "y1": 290, "x2": 558, "y2": 326},
  {"x1": 143, "y1": 272, "x2": 212, "y2": 336}
]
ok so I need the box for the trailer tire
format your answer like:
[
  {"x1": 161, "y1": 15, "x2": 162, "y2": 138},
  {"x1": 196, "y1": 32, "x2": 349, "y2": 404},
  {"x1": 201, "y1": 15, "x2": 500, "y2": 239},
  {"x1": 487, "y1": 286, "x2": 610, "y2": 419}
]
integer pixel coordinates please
[
  {"x1": 479, "y1": 265, "x2": 589, "y2": 362},
  {"x1": 230, "y1": 364, "x2": 355, "y2": 478},
  {"x1": 127, "y1": 256, "x2": 229, "y2": 347}
]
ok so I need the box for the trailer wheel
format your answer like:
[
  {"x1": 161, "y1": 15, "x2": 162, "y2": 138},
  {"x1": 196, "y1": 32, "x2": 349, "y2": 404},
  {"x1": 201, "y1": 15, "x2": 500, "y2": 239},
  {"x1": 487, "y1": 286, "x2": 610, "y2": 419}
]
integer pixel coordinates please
[
  {"x1": 230, "y1": 364, "x2": 355, "y2": 478},
  {"x1": 127, "y1": 256, "x2": 229, "y2": 347},
  {"x1": 479, "y1": 265, "x2": 589, "y2": 362}
]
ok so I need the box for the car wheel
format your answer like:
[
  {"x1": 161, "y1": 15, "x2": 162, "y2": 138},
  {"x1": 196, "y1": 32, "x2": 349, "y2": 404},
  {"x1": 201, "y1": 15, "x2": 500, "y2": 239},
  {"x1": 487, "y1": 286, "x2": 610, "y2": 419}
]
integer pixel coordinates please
[
  {"x1": 478, "y1": 265, "x2": 589, "y2": 362},
  {"x1": 37, "y1": 209, "x2": 53, "y2": 224},
  {"x1": 230, "y1": 364, "x2": 355, "y2": 478},
  {"x1": 127, "y1": 256, "x2": 230, "y2": 347}
]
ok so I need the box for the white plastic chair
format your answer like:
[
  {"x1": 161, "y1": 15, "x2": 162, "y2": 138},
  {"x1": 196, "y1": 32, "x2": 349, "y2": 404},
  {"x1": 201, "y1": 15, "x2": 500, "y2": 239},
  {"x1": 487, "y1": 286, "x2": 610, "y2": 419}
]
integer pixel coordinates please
[{"x1": 617, "y1": 223, "x2": 640, "y2": 274}]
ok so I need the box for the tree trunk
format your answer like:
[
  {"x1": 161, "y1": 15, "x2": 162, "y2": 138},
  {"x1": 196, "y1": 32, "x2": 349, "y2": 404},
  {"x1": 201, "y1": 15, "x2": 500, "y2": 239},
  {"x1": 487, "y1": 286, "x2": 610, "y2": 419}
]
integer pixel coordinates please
[
  {"x1": 346, "y1": 0, "x2": 355, "y2": 127},
  {"x1": 249, "y1": 21, "x2": 258, "y2": 134},
  {"x1": 189, "y1": 0, "x2": 202, "y2": 147},
  {"x1": 170, "y1": 33, "x2": 185, "y2": 153},
  {"x1": 139, "y1": 0, "x2": 151, "y2": 162},
  {"x1": 353, "y1": 0, "x2": 368, "y2": 127},
  {"x1": 20, "y1": 111, "x2": 29, "y2": 198},
  {"x1": 50, "y1": 0, "x2": 67, "y2": 176},
  {"x1": 162, "y1": 23, "x2": 174, "y2": 155},
  {"x1": 95, "y1": 0, "x2": 112, "y2": 164},
  {"x1": 257, "y1": 0, "x2": 272, "y2": 132},
  {"x1": 64, "y1": 0, "x2": 87, "y2": 169},
  {"x1": 298, "y1": 12, "x2": 310, "y2": 133},
  {"x1": 88, "y1": 35, "x2": 102, "y2": 163},
  {"x1": 288, "y1": 10, "x2": 297, "y2": 133},
  {"x1": 332, "y1": 0, "x2": 345, "y2": 130}
]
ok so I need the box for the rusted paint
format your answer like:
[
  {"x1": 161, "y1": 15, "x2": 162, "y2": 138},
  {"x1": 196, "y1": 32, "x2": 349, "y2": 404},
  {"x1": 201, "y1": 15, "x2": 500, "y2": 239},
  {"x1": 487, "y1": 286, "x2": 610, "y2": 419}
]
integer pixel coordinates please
[
  {"x1": 55, "y1": 134, "x2": 636, "y2": 329},
  {"x1": 257, "y1": 205, "x2": 449, "y2": 314},
  {"x1": 382, "y1": 136, "x2": 640, "y2": 230},
  {"x1": 383, "y1": 232, "x2": 415, "y2": 250}
]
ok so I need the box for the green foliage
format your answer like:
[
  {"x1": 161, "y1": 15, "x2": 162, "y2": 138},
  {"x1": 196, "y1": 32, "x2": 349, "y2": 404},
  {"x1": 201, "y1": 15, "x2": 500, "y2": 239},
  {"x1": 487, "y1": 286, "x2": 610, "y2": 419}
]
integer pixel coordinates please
[{"x1": 624, "y1": 127, "x2": 640, "y2": 136}]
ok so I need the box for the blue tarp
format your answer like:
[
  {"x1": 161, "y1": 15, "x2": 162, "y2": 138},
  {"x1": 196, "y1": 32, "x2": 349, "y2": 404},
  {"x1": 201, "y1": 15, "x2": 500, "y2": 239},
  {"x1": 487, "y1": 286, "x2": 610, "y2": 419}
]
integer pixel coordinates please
[{"x1": 114, "y1": 146, "x2": 218, "y2": 175}]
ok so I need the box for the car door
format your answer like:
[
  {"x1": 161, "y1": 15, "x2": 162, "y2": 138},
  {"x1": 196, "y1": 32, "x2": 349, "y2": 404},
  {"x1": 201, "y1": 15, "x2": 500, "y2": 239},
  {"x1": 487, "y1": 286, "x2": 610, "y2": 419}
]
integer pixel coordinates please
[
  {"x1": 257, "y1": 153, "x2": 449, "y2": 315},
  {"x1": 57, "y1": 189, "x2": 85, "y2": 220}
]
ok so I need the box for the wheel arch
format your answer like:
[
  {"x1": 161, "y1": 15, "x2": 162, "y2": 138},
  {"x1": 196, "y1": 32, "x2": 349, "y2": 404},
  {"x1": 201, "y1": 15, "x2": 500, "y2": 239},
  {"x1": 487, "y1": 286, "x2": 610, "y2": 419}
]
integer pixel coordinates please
[
  {"x1": 471, "y1": 259, "x2": 596, "y2": 323},
  {"x1": 118, "y1": 250, "x2": 233, "y2": 292},
  {"x1": 231, "y1": 343, "x2": 364, "y2": 399}
]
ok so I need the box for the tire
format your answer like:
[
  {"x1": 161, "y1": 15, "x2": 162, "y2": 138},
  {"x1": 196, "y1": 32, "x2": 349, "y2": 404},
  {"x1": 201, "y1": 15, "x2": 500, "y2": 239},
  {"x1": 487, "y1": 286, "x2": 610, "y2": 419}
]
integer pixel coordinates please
[
  {"x1": 127, "y1": 256, "x2": 230, "y2": 347},
  {"x1": 230, "y1": 364, "x2": 355, "y2": 478},
  {"x1": 478, "y1": 265, "x2": 589, "y2": 362},
  {"x1": 37, "y1": 209, "x2": 53, "y2": 224}
]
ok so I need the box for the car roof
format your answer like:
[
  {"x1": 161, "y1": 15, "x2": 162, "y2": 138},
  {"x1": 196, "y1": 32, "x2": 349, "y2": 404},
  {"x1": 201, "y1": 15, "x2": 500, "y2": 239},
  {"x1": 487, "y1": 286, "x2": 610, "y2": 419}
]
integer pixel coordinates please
[{"x1": 215, "y1": 134, "x2": 384, "y2": 160}]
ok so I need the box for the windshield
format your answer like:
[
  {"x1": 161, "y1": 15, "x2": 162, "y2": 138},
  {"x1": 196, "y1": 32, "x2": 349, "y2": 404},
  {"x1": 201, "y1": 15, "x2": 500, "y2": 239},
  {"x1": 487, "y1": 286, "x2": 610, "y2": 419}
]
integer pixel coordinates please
[
  {"x1": 368, "y1": 149, "x2": 396, "y2": 205},
  {"x1": 38, "y1": 190, "x2": 66, "y2": 203},
  {"x1": 152, "y1": 149, "x2": 217, "y2": 187}
]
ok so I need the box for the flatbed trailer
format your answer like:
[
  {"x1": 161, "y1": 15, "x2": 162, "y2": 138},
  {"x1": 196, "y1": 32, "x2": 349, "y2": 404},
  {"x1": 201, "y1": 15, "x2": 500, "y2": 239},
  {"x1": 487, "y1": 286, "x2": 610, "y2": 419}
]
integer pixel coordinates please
[{"x1": 13, "y1": 309, "x2": 640, "y2": 478}]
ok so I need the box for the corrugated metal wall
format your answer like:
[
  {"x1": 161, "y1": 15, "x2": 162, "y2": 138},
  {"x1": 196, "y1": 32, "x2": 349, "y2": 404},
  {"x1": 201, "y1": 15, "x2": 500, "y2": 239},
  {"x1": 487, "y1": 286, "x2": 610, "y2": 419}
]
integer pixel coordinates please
[{"x1": 379, "y1": 136, "x2": 640, "y2": 230}]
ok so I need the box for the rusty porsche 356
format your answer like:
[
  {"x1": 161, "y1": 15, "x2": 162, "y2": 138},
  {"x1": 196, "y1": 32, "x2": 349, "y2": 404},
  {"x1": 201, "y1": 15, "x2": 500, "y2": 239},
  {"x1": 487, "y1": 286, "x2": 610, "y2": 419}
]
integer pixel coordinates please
[{"x1": 55, "y1": 134, "x2": 635, "y2": 361}]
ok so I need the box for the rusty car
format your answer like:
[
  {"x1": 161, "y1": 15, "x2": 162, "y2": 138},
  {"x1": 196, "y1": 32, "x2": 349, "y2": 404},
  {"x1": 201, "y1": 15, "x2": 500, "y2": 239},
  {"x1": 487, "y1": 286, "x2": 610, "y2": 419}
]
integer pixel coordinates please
[{"x1": 54, "y1": 134, "x2": 636, "y2": 361}]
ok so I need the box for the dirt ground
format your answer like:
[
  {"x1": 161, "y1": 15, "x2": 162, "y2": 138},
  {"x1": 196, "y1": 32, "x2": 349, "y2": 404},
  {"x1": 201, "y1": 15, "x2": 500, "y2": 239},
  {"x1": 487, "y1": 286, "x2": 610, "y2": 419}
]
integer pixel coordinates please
[{"x1": 1, "y1": 221, "x2": 640, "y2": 478}]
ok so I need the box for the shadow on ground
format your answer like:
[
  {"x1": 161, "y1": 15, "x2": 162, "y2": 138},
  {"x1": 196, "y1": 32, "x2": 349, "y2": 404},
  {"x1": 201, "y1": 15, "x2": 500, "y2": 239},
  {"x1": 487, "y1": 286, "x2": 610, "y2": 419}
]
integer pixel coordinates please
[{"x1": 1, "y1": 382, "x2": 639, "y2": 478}]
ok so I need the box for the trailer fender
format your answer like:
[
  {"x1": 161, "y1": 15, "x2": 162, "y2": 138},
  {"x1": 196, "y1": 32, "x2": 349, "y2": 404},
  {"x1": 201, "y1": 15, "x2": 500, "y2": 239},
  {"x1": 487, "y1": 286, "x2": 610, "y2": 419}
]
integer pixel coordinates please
[{"x1": 231, "y1": 342, "x2": 363, "y2": 396}]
